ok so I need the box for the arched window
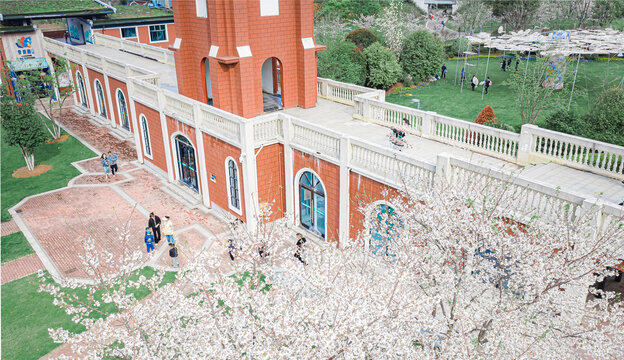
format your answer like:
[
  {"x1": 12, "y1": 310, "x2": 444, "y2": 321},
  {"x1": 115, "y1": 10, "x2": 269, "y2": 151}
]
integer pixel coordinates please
[
  {"x1": 174, "y1": 135, "x2": 198, "y2": 192},
  {"x1": 76, "y1": 71, "x2": 87, "y2": 107},
  {"x1": 94, "y1": 79, "x2": 106, "y2": 117},
  {"x1": 225, "y1": 158, "x2": 241, "y2": 213},
  {"x1": 116, "y1": 89, "x2": 129, "y2": 130},
  {"x1": 369, "y1": 203, "x2": 400, "y2": 257},
  {"x1": 140, "y1": 115, "x2": 152, "y2": 158},
  {"x1": 299, "y1": 171, "x2": 325, "y2": 238}
]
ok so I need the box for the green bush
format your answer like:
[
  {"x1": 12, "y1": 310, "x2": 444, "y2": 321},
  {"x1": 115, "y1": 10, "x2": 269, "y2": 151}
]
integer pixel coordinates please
[
  {"x1": 544, "y1": 110, "x2": 586, "y2": 137},
  {"x1": 444, "y1": 37, "x2": 471, "y2": 58},
  {"x1": 582, "y1": 87, "x2": 624, "y2": 146},
  {"x1": 400, "y1": 30, "x2": 445, "y2": 82},
  {"x1": 315, "y1": 0, "x2": 387, "y2": 20},
  {"x1": 346, "y1": 28, "x2": 379, "y2": 51},
  {"x1": 317, "y1": 41, "x2": 367, "y2": 86},
  {"x1": 364, "y1": 42, "x2": 401, "y2": 89}
]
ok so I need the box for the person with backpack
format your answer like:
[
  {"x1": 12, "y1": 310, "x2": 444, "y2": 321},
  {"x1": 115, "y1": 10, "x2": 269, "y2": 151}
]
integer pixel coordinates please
[
  {"x1": 107, "y1": 150, "x2": 118, "y2": 176},
  {"x1": 144, "y1": 227, "x2": 155, "y2": 253},
  {"x1": 169, "y1": 243, "x2": 179, "y2": 268}
]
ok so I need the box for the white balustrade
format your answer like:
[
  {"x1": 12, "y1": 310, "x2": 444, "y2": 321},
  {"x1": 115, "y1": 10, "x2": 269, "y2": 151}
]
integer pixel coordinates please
[
  {"x1": 526, "y1": 125, "x2": 624, "y2": 179},
  {"x1": 163, "y1": 92, "x2": 194, "y2": 123},
  {"x1": 85, "y1": 52, "x2": 103, "y2": 70},
  {"x1": 131, "y1": 80, "x2": 160, "y2": 108},
  {"x1": 93, "y1": 33, "x2": 175, "y2": 65},
  {"x1": 104, "y1": 59, "x2": 127, "y2": 80},
  {"x1": 365, "y1": 98, "x2": 424, "y2": 135},
  {"x1": 253, "y1": 115, "x2": 283, "y2": 145},
  {"x1": 350, "y1": 139, "x2": 436, "y2": 188},
  {"x1": 197, "y1": 104, "x2": 243, "y2": 145},
  {"x1": 291, "y1": 120, "x2": 341, "y2": 159},
  {"x1": 317, "y1": 77, "x2": 383, "y2": 105}
]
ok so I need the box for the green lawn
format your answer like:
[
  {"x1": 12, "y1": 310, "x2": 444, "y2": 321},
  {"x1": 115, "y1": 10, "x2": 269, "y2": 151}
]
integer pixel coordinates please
[
  {"x1": 1, "y1": 232, "x2": 34, "y2": 263},
  {"x1": 1, "y1": 116, "x2": 95, "y2": 221},
  {"x1": 1, "y1": 268, "x2": 176, "y2": 360},
  {"x1": 386, "y1": 58, "x2": 624, "y2": 131}
]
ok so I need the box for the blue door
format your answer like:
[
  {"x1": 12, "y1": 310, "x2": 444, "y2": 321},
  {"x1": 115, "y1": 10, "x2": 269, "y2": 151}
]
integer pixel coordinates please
[{"x1": 175, "y1": 135, "x2": 198, "y2": 192}]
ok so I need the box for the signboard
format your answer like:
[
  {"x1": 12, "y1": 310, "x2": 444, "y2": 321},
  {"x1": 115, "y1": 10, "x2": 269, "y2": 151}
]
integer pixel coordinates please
[
  {"x1": 66, "y1": 18, "x2": 93, "y2": 45},
  {"x1": 0, "y1": 30, "x2": 45, "y2": 61}
]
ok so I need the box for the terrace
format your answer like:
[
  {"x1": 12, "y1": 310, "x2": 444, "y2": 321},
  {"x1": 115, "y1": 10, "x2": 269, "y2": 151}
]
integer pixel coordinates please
[{"x1": 42, "y1": 35, "x2": 624, "y2": 211}]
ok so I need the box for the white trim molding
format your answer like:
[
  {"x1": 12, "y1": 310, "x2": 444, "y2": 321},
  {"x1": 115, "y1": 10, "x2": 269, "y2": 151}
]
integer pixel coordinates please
[
  {"x1": 139, "y1": 114, "x2": 154, "y2": 160},
  {"x1": 224, "y1": 156, "x2": 243, "y2": 215}
]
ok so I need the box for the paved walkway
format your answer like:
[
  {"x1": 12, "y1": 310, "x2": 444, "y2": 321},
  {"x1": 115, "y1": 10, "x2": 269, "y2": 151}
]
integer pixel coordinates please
[
  {"x1": 1, "y1": 254, "x2": 44, "y2": 284},
  {"x1": 1, "y1": 218, "x2": 20, "y2": 236},
  {"x1": 9, "y1": 107, "x2": 230, "y2": 282}
]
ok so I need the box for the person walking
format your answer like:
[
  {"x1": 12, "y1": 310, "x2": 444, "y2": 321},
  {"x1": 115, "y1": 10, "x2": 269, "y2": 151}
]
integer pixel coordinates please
[
  {"x1": 507, "y1": 58, "x2": 512, "y2": 67},
  {"x1": 471, "y1": 75, "x2": 478, "y2": 91},
  {"x1": 501, "y1": 60, "x2": 506, "y2": 72},
  {"x1": 227, "y1": 239, "x2": 236, "y2": 261},
  {"x1": 100, "y1": 153, "x2": 110, "y2": 179},
  {"x1": 441, "y1": 64, "x2": 447, "y2": 79},
  {"x1": 107, "y1": 151, "x2": 118, "y2": 176},
  {"x1": 162, "y1": 216, "x2": 175, "y2": 244},
  {"x1": 294, "y1": 233, "x2": 307, "y2": 265},
  {"x1": 169, "y1": 243, "x2": 179, "y2": 268},
  {"x1": 144, "y1": 227, "x2": 155, "y2": 253},
  {"x1": 148, "y1": 212, "x2": 162, "y2": 244},
  {"x1": 515, "y1": 59, "x2": 519, "y2": 72},
  {"x1": 484, "y1": 77, "x2": 492, "y2": 94},
  {"x1": 460, "y1": 68, "x2": 465, "y2": 83}
]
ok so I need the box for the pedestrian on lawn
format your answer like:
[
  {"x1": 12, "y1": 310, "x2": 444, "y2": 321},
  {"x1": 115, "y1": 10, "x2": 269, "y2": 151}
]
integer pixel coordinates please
[
  {"x1": 144, "y1": 227, "x2": 155, "y2": 253},
  {"x1": 148, "y1": 212, "x2": 162, "y2": 244},
  {"x1": 162, "y1": 216, "x2": 175, "y2": 244},
  {"x1": 471, "y1": 75, "x2": 478, "y2": 91},
  {"x1": 441, "y1": 64, "x2": 447, "y2": 79},
  {"x1": 107, "y1": 150, "x2": 118, "y2": 176},
  {"x1": 484, "y1": 77, "x2": 492, "y2": 94},
  {"x1": 501, "y1": 60, "x2": 506, "y2": 72},
  {"x1": 507, "y1": 57, "x2": 512, "y2": 67},
  {"x1": 294, "y1": 233, "x2": 307, "y2": 265},
  {"x1": 169, "y1": 243, "x2": 179, "y2": 268},
  {"x1": 100, "y1": 153, "x2": 110, "y2": 179},
  {"x1": 460, "y1": 68, "x2": 465, "y2": 82},
  {"x1": 515, "y1": 59, "x2": 519, "y2": 71}
]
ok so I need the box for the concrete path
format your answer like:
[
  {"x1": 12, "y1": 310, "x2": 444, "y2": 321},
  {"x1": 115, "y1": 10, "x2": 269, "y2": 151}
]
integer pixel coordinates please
[
  {"x1": 1, "y1": 218, "x2": 20, "y2": 236},
  {"x1": 1, "y1": 254, "x2": 44, "y2": 284}
]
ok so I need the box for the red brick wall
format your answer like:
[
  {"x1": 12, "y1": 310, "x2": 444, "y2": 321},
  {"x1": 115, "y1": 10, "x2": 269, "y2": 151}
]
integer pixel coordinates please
[
  {"x1": 256, "y1": 143, "x2": 286, "y2": 220},
  {"x1": 107, "y1": 77, "x2": 132, "y2": 132},
  {"x1": 69, "y1": 61, "x2": 88, "y2": 109},
  {"x1": 203, "y1": 133, "x2": 246, "y2": 222},
  {"x1": 348, "y1": 172, "x2": 400, "y2": 240},
  {"x1": 293, "y1": 150, "x2": 339, "y2": 243},
  {"x1": 134, "y1": 102, "x2": 167, "y2": 172},
  {"x1": 87, "y1": 69, "x2": 111, "y2": 121},
  {"x1": 173, "y1": 0, "x2": 317, "y2": 118}
]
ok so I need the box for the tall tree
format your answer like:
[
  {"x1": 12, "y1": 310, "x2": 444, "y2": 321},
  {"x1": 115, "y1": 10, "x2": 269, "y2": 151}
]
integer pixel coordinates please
[
  {"x1": 503, "y1": 54, "x2": 572, "y2": 125},
  {"x1": 0, "y1": 78, "x2": 48, "y2": 171},
  {"x1": 399, "y1": 30, "x2": 445, "y2": 82},
  {"x1": 21, "y1": 56, "x2": 75, "y2": 140},
  {"x1": 490, "y1": 0, "x2": 542, "y2": 30},
  {"x1": 455, "y1": 0, "x2": 493, "y2": 34},
  {"x1": 593, "y1": 0, "x2": 624, "y2": 26},
  {"x1": 39, "y1": 172, "x2": 624, "y2": 358}
]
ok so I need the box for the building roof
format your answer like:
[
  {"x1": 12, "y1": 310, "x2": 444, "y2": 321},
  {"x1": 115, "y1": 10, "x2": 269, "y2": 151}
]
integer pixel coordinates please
[
  {"x1": 92, "y1": 4, "x2": 173, "y2": 27},
  {"x1": 0, "y1": 0, "x2": 114, "y2": 20}
]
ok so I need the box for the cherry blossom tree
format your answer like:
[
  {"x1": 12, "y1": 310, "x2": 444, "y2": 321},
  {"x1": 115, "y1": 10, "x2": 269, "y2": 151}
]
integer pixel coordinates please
[{"x1": 40, "y1": 171, "x2": 624, "y2": 359}]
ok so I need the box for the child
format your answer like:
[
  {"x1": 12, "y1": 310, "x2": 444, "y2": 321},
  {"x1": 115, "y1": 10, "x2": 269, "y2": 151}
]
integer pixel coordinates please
[
  {"x1": 169, "y1": 243, "x2": 179, "y2": 268},
  {"x1": 144, "y1": 227, "x2": 155, "y2": 253}
]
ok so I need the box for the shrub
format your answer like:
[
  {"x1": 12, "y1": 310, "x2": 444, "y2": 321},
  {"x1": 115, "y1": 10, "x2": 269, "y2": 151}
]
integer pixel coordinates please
[
  {"x1": 364, "y1": 42, "x2": 401, "y2": 89},
  {"x1": 544, "y1": 110, "x2": 586, "y2": 137},
  {"x1": 317, "y1": 41, "x2": 367, "y2": 86},
  {"x1": 399, "y1": 30, "x2": 445, "y2": 82},
  {"x1": 475, "y1": 105, "x2": 497, "y2": 125},
  {"x1": 315, "y1": 0, "x2": 386, "y2": 20},
  {"x1": 582, "y1": 87, "x2": 624, "y2": 146},
  {"x1": 346, "y1": 28, "x2": 379, "y2": 51},
  {"x1": 444, "y1": 37, "x2": 471, "y2": 58}
]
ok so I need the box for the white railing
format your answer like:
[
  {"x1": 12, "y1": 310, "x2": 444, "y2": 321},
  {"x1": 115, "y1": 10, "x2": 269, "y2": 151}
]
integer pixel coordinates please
[
  {"x1": 431, "y1": 113, "x2": 520, "y2": 161},
  {"x1": 94, "y1": 33, "x2": 175, "y2": 65},
  {"x1": 163, "y1": 92, "x2": 194, "y2": 124},
  {"x1": 317, "y1": 77, "x2": 384, "y2": 105},
  {"x1": 104, "y1": 59, "x2": 127, "y2": 80},
  {"x1": 448, "y1": 157, "x2": 585, "y2": 223},
  {"x1": 85, "y1": 52, "x2": 103, "y2": 70},
  {"x1": 253, "y1": 114, "x2": 283, "y2": 145},
  {"x1": 197, "y1": 104, "x2": 243, "y2": 145},
  {"x1": 350, "y1": 138, "x2": 436, "y2": 188},
  {"x1": 357, "y1": 96, "x2": 424, "y2": 135},
  {"x1": 291, "y1": 118, "x2": 341, "y2": 159},
  {"x1": 130, "y1": 79, "x2": 160, "y2": 108},
  {"x1": 525, "y1": 125, "x2": 624, "y2": 180}
]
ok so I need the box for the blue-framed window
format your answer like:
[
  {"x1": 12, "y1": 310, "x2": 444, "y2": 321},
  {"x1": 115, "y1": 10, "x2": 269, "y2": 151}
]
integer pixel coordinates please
[
  {"x1": 174, "y1": 135, "x2": 198, "y2": 191},
  {"x1": 299, "y1": 171, "x2": 325, "y2": 238}
]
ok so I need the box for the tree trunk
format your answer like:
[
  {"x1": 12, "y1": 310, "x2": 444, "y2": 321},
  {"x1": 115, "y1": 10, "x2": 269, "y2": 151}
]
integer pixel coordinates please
[{"x1": 19, "y1": 147, "x2": 36, "y2": 171}]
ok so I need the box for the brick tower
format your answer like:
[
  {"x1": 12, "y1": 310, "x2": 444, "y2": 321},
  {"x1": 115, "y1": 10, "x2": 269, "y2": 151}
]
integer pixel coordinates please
[{"x1": 171, "y1": 0, "x2": 322, "y2": 118}]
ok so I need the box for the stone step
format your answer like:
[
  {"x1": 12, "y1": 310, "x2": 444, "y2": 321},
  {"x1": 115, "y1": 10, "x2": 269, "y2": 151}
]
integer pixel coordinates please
[
  {"x1": 160, "y1": 181, "x2": 203, "y2": 209},
  {"x1": 89, "y1": 114, "x2": 110, "y2": 127},
  {"x1": 72, "y1": 104, "x2": 90, "y2": 115},
  {"x1": 109, "y1": 126, "x2": 135, "y2": 144}
]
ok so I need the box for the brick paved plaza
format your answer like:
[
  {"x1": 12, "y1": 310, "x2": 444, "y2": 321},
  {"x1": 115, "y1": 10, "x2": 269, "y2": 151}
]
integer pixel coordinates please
[{"x1": 3, "y1": 106, "x2": 231, "y2": 282}]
